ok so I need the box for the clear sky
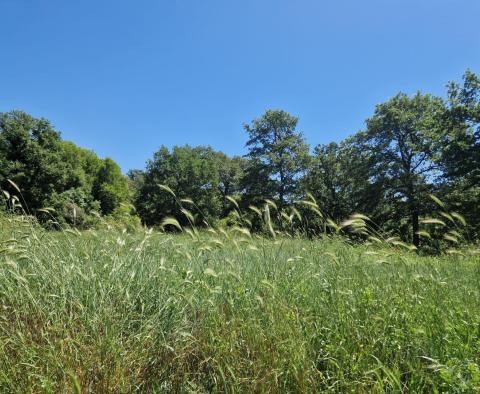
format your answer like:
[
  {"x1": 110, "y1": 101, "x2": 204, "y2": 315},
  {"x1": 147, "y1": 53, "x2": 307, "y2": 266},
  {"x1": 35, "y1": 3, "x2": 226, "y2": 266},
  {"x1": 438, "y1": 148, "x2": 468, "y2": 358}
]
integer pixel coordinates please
[{"x1": 1, "y1": 0, "x2": 479, "y2": 172}]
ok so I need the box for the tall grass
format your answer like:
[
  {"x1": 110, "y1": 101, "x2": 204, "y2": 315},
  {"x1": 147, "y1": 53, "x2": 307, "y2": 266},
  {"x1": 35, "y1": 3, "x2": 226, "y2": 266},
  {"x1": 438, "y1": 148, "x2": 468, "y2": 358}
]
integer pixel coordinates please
[{"x1": 1, "y1": 210, "x2": 479, "y2": 392}]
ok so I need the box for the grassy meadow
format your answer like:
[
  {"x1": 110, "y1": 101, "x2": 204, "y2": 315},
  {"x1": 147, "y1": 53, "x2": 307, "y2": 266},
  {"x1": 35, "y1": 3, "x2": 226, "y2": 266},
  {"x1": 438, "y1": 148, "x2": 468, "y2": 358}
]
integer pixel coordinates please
[{"x1": 0, "y1": 214, "x2": 479, "y2": 393}]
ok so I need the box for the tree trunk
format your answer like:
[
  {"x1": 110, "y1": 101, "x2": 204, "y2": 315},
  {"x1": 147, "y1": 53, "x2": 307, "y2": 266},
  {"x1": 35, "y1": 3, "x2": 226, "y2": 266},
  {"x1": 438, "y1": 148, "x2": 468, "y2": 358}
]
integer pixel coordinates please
[
  {"x1": 279, "y1": 166, "x2": 285, "y2": 208},
  {"x1": 406, "y1": 179, "x2": 419, "y2": 248},
  {"x1": 411, "y1": 207, "x2": 419, "y2": 248}
]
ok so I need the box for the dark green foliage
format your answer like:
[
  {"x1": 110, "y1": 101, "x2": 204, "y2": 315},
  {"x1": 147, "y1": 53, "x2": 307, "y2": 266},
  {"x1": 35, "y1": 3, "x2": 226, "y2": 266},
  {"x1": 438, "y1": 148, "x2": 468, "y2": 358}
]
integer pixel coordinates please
[
  {"x1": 93, "y1": 158, "x2": 130, "y2": 215},
  {"x1": 244, "y1": 110, "x2": 310, "y2": 207},
  {"x1": 436, "y1": 70, "x2": 480, "y2": 236},
  {"x1": 49, "y1": 188, "x2": 100, "y2": 228},
  {"x1": 217, "y1": 153, "x2": 245, "y2": 215},
  {"x1": 127, "y1": 169, "x2": 145, "y2": 198},
  {"x1": 357, "y1": 93, "x2": 445, "y2": 246},
  {"x1": 0, "y1": 110, "x2": 131, "y2": 227},
  {"x1": 0, "y1": 111, "x2": 71, "y2": 212},
  {"x1": 135, "y1": 145, "x2": 225, "y2": 226},
  {"x1": 240, "y1": 158, "x2": 273, "y2": 207},
  {"x1": 442, "y1": 69, "x2": 480, "y2": 185},
  {"x1": 3, "y1": 70, "x2": 480, "y2": 245},
  {"x1": 302, "y1": 141, "x2": 382, "y2": 223}
]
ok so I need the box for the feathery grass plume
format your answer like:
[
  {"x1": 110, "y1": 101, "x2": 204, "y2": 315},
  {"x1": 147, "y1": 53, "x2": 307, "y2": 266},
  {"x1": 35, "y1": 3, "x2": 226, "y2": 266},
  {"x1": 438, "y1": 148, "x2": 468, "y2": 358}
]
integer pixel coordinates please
[
  {"x1": 4, "y1": 180, "x2": 31, "y2": 216},
  {"x1": 326, "y1": 218, "x2": 341, "y2": 233},
  {"x1": 439, "y1": 211, "x2": 455, "y2": 224},
  {"x1": 446, "y1": 249, "x2": 465, "y2": 256},
  {"x1": 296, "y1": 199, "x2": 324, "y2": 219},
  {"x1": 7, "y1": 179, "x2": 21, "y2": 194},
  {"x1": 416, "y1": 230, "x2": 432, "y2": 239},
  {"x1": 429, "y1": 194, "x2": 446, "y2": 209},
  {"x1": 291, "y1": 206, "x2": 302, "y2": 223},
  {"x1": 226, "y1": 195, "x2": 240, "y2": 210},
  {"x1": 64, "y1": 228, "x2": 81, "y2": 237},
  {"x1": 451, "y1": 212, "x2": 467, "y2": 226},
  {"x1": 249, "y1": 205, "x2": 262, "y2": 217},
  {"x1": 157, "y1": 184, "x2": 177, "y2": 197},
  {"x1": 180, "y1": 208, "x2": 195, "y2": 225},
  {"x1": 203, "y1": 268, "x2": 218, "y2": 277},
  {"x1": 296, "y1": 199, "x2": 318, "y2": 209},
  {"x1": 265, "y1": 199, "x2": 278, "y2": 211},
  {"x1": 385, "y1": 236, "x2": 400, "y2": 243},
  {"x1": 391, "y1": 240, "x2": 416, "y2": 250},
  {"x1": 447, "y1": 230, "x2": 461, "y2": 238},
  {"x1": 180, "y1": 198, "x2": 194, "y2": 205},
  {"x1": 305, "y1": 192, "x2": 317, "y2": 204},
  {"x1": 264, "y1": 204, "x2": 276, "y2": 238},
  {"x1": 210, "y1": 239, "x2": 224, "y2": 248},
  {"x1": 37, "y1": 207, "x2": 55, "y2": 213},
  {"x1": 218, "y1": 227, "x2": 229, "y2": 239},
  {"x1": 351, "y1": 213, "x2": 371, "y2": 221},
  {"x1": 184, "y1": 228, "x2": 196, "y2": 239},
  {"x1": 199, "y1": 244, "x2": 212, "y2": 252},
  {"x1": 340, "y1": 218, "x2": 363, "y2": 229},
  {"x1": 230, "y1": 226, "x2": 251, "y2": 238},
  {"x1": 160, "y1": 217, "x2": 183, "y2": 231},
  {"x1": 280, "y1": 211, "x2": 293, "y2": 224},
  {"x1": 420, "y1": 218, "x2": 446, "y2": 226},
  {"x1": 443, "y1": 233, "x2": 459, "y2": 243},
  {"x1": 242, "y1": 217, "x2": 252, "y2": 228}
]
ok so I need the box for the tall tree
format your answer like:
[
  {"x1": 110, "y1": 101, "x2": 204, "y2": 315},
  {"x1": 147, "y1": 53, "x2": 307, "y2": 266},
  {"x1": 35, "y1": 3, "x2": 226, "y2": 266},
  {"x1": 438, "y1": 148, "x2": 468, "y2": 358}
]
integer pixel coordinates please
[
  {"x1": 359, "y1": 93, "x2": 444, "y2": 247},
  {"x1": 440, "y1": 70, "x2": 480, "y2": 186},
  {"x1": 240, "y1": 158, "x2": 273, "y2": 208},
  {"x1": 244, "y1": 110, "x2": 309, "y2": 207},
  {"x1": 435, "y1": 70, "x2": 480, "y2": 234}
]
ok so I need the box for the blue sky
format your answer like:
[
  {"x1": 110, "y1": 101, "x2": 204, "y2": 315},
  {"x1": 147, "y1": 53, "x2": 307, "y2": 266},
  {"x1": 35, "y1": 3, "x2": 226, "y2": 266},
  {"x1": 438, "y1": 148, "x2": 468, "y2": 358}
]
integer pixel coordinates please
[{"x1": 1, "y1": 0, "x2": 479, "y2": 172}]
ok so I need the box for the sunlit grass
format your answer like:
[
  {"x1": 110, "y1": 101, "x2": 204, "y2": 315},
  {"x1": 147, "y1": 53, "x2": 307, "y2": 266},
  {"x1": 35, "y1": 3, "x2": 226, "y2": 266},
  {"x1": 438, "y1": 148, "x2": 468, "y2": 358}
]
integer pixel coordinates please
[{"x1": 0, "y1": 214, "x2": 479, "y2": 392}]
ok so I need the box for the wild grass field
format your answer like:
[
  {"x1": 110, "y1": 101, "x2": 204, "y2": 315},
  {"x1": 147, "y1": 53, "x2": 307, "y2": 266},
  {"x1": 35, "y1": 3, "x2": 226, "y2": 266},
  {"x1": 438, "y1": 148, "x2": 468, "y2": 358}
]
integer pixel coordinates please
[{"x1": 0, "y1": 214, "x2": 479, "y2": 393}]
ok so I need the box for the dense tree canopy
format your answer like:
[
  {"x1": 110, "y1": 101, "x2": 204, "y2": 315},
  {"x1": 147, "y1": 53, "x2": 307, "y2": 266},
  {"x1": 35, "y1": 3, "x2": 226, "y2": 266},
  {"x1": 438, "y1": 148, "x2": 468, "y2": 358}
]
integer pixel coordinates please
[
  {"x1": 358, "y1": 93, "x2": 445, "y2": 246},
  {"x1": 302, "y1": 141, "x2": 379, "y2": 223},
  {"x1": 0, "y1": 111, "x2": 130, "y2": 226},
  {"x1": 244, "y1": 110, "x2": 309, "y2": 207},
  {"x1": 135, "y1": 145, "x2": 225, "y2": 226},
  {"x1": 434, "y1": 70, "x2": 480, "y2": 236},
  {"x1": 2, "y1": 70, "x2": 480, "y2": 247},
  {"x1": 442, "y1": 69, "x2": 480, "y2": 185},
  {"x1": 0, "y1": 111, "x2": 70, "y2": 212}
]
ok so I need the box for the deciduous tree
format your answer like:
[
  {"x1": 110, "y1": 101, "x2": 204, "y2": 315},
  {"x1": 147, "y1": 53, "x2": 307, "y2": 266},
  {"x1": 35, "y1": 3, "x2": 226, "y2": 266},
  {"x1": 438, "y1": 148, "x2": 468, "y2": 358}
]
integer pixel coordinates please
[{"x1": 359, "y1": 93, "x2": 444, "y2": 246}]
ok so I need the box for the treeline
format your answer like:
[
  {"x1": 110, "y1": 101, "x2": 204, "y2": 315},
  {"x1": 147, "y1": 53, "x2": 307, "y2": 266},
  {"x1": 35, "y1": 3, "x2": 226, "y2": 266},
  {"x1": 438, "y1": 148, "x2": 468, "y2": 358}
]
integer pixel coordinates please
[
  {"x1": 0, "y1": 111, "x2": 133, "y2": 228},
  {"x1": 1, "y1": 70, "x2": 479, "y2": 246}
]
